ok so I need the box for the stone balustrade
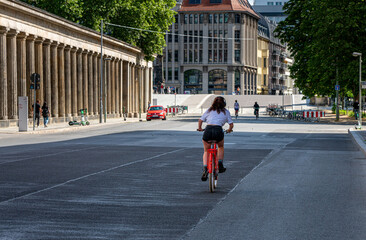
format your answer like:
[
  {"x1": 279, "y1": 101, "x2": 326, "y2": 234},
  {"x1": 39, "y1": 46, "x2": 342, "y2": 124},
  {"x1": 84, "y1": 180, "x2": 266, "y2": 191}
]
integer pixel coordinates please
[{"x1": 0, "y1": 0, "x2": 153, "y2": 127}]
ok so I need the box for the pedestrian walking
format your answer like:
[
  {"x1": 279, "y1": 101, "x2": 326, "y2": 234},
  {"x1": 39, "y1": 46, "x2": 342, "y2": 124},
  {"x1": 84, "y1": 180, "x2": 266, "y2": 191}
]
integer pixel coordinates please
[
  {"x1": 32, "y1": 100, "x2": 41, "y2": 127},
  {"x1": 42, "y1": 102, "x2": 50, "y2": 127}
]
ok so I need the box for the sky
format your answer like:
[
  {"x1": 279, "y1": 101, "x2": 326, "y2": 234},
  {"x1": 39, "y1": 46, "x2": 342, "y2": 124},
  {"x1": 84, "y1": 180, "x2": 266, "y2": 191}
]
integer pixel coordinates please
[{"x1": 249, "y1": 0, "x2": 254, "y2": 4}]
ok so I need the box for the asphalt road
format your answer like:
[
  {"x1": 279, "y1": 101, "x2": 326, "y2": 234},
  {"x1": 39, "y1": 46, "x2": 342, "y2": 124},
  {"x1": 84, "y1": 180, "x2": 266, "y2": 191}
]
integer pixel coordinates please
[{"x1": 0, "y1": 115, "x2": 365, "y2": 240}]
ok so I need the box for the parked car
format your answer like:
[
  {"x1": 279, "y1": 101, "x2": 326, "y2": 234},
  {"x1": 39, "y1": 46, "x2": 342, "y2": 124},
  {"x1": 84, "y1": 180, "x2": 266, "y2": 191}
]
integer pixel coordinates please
[{"x1": 146, "y1": 105, "x2": 166, "y2": 121}]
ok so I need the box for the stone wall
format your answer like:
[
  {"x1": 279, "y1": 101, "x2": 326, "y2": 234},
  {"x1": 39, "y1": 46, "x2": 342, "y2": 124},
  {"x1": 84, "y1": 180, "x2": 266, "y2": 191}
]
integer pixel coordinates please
[{"x1": 0, "y1": 0, "x2": 153, "y2": 127}]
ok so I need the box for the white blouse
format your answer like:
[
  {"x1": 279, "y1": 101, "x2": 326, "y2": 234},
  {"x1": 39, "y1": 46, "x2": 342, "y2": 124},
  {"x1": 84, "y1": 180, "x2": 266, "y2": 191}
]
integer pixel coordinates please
[{"x1": 200, "y1": 109, "x2": 233, "y2": 126}]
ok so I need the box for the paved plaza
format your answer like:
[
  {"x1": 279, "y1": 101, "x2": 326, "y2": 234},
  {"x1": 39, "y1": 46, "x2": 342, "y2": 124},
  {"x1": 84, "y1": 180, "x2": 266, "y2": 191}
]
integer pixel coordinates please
[{"x1": 0, "y1": 115, "x2": 365, "y2": 240}]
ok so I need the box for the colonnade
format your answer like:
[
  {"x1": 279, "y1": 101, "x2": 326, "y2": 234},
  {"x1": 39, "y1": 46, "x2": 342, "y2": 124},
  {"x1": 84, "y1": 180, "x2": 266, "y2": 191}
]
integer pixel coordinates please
[{"x1": 0, "y1": 26, "x2": 153, "y2": 124}]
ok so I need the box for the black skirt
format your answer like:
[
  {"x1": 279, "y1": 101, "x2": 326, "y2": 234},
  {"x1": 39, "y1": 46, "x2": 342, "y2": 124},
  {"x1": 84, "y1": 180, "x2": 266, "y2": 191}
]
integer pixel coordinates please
[{"x1": 202, "y1": 125, "x2": 224, "y2": 142}]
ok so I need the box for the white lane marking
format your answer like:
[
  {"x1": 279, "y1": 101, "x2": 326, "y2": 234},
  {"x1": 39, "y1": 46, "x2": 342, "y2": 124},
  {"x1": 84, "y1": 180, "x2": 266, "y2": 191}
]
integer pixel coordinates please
[
  {"x1": 0, "y1": 147, "x2": 101, "y2": 166},
  {"x1": 0, "y1": 148, "x2": 186, "y2": 205}
]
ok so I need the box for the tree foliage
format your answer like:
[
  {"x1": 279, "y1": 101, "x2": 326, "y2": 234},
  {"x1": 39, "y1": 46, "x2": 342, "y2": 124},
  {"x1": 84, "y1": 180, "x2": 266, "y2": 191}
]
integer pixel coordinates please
[
  {"x1": 21, "y1": 0, "x2": 176, "y2": 61},
  {"x1": 275, "y1": 0, "x2": 366, "y2": 98}
]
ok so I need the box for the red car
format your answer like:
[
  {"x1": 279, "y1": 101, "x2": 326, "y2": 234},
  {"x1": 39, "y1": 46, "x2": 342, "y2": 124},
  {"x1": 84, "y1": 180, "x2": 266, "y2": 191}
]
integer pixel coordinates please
[{"x1": 146, "y1": 105, "x2": 167, "y2": 121}]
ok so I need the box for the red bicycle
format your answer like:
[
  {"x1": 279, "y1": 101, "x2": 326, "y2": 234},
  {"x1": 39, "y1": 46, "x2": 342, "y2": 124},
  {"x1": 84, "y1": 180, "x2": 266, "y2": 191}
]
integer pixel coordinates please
[{"x1": 207, "y1": 140, "x2": 219, "y2": 192}]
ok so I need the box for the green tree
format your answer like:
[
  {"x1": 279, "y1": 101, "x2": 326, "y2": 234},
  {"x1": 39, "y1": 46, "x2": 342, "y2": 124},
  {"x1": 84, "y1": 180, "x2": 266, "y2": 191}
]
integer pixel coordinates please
[
  {"x1": 20, "y1": 0, "x2": 176, "y2": 60},
  {"x1": 275, "y1": 0, "x2": 366, "y2": 98}
]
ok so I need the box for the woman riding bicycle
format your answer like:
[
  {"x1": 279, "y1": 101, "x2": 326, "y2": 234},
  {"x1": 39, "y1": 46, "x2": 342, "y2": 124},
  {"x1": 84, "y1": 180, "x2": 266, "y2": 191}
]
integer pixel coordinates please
[{"x1": 197, "y1": 96, "x2": 234, "y2": 181}]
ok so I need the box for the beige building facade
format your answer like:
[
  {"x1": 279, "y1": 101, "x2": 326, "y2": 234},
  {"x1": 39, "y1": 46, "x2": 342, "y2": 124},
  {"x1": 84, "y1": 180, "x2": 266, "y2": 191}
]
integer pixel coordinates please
[
  {"x1": 156, "y1": 0, "x2": 259, "y2": 95},
  {"x1": 0, "y1": 0, "x2": 153, "y2": 127}
]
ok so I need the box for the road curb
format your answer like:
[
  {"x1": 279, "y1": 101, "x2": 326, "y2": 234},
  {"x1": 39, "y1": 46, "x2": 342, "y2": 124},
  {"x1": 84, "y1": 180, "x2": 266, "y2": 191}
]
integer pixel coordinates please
[{"x1": 348, "y1": 128, "x2": 366, "y2": 157}]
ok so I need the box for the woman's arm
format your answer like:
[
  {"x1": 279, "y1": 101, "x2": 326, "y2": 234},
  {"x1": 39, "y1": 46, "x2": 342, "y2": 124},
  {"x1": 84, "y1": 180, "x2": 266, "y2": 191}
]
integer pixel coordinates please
[
  {"x1": 197, "y1": 119, "x2": 204, "y2": 131},
  {"x1": 227, "y1": 123, "x2": 234, "y2": 133}
]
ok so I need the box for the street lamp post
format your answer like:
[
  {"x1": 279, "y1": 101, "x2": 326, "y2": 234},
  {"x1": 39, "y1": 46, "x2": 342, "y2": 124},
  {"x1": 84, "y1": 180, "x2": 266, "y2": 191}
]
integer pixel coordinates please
[{"x1": 353, "y1": 52, "x2": 362, "y2": 129}]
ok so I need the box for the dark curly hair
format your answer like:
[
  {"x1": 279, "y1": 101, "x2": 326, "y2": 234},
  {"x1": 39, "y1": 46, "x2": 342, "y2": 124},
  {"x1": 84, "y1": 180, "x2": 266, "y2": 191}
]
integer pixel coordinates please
[{"x1": 208, "y1": 96, "x2": 226, "y2": 114}]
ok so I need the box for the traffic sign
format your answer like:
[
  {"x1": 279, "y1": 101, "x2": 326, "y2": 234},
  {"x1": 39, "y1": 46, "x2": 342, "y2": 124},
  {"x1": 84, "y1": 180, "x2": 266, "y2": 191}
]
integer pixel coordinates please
[
  {"x1": 362, "y1": 81, "x2": 366, "y2": 89},
  {"x1": 335, "y1": 85, "x2": 340, "y2": 91}
]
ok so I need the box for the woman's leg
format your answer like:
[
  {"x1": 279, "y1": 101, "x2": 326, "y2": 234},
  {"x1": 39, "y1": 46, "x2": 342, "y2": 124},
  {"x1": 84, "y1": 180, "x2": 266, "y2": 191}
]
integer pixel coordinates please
[
  {"x1": 202, "y1": 140, "x2": 211, "y2": 166},
  {"x1": 217, "y1": 139, "x2": 224, "y2": 160}
]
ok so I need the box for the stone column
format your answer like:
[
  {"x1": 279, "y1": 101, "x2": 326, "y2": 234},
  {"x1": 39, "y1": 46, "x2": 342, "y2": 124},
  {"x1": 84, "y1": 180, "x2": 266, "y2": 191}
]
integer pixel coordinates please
[
  {"x1": 130, "y1": 64, "x2": 135, "y2": 115},
  {"x1": 118, "y1": 60, "x2": 123, "y2": 115},
  {"x1": 43, "y1": 40, "x2": 51, "y2": 109},
  {"x1": 26, "y1": 35, "x2": 36, "y2": 117},
  {"x1": 50, "y1": 41, "x2": 59, "y2": 117},
  {"x1": 93, "y1": 53, "x2": 99, "y2": 116},
  {"x1": 227, "y1": 68, "x2": 234, "y2": 94},
  {"x1": 202, "y1": 66, "x2": 208, "y2": 94},
  {"x1": 111, "y1": 58, "x2": 116, "y2": 115},
  {"x1": 115, "y1": 59, "x2": 119, "y2": 115},
  {"x1": 77, "y1": 49, "x2": 83, "y2": 113},
  {"x1": 88, "y1": 51, "x2": 93, "y2": 116},
  {"x1": 35, "y1": 37, "x2": 44, "y2": 104},
  {"x1": 71, "y1": 47, "x2": 78, "y2": 117},
  {"x1": 17, "y1": 32, "x2": 28, "y2": 98},
  {"x1": 82, "y1": 50, "x2": 88, "y2": 111},
  {"x1": 107, "y1": 59, "x2": 112, "y2": 114},
  {"x1": 122, "y1": 61, "x2": 129, "y2": 115},
  {"x1": 7, "y1": 30, "x2": 19, "y2": 119},
  {"x1": 240, "y1": 70, "x2": 245, "y2": 95},
  {"x1": 58, "y1": 44, "x2": 65, "y2": 118},
  {"x1": 65, "y1": 46, "x2": 72, "y2": 118},
  {"x1": 96, "y1": 54, "x2": 101, "y2": 116},
  {"x1": 0, "y1": 27, "x2": 8, "y2": 120}
]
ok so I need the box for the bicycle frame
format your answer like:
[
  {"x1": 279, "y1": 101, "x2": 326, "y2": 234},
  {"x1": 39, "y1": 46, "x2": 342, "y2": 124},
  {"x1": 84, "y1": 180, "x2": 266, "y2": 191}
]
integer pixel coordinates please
[{"x1": 207, "y1": 142, "x2": 218, "y2": 192}]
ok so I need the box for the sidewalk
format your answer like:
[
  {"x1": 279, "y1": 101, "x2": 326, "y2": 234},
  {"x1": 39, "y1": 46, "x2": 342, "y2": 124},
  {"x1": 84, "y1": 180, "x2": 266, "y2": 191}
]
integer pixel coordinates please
[
  {"x1": 349, "y1": 128, "x2": 366, "y2": 157},
  {"x1": 0, "y1": 116, "x2": 146, "y2": 135}
]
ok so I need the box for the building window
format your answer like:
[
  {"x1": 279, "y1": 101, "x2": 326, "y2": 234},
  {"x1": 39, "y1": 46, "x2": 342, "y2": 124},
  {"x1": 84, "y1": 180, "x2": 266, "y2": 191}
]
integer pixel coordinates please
[
  {"x1": 184, "y1": 15, "x2": 188, "y2": 24},
  {"x1": 175, "y1": 68, "x2": 179, "y2": 80},
  {"x1": 208, "y1": 50, "x2": 212, "y2": 63},
  {"x1": 194, "y1": 30, "x2": 198, "y2": 42},
  {"x1": 224, "y1": 30, "x2": 228, "y2": 42},
  {"x1": 189, "y1": 30, "x2": 193, "y2": 42},
  {"x1": 184, "y1": 69, "x2": 203, "y2": 93},
  {"x1": 168, "y1": 50, "x2": 172, "y2": 62},
  {"x1": 219, "y1": 14, "x2": 223, "y2": 23},
  {"x1": 214, "y1": 14, "x2": 218, "y2": 23},
  {"x1": 235, "y1": 70, "x2": 240, "y2": 91},
  {"x1": 175, "y1": 31, "x2": 178, "y2": 42},
  {"x1": 175, "y1": 50, "x2": 179, "y2": 62},
  {"x1": 208, "y1": 30, "x2": 212, "y2": 42},
  {"x1": 224, "y1": 13, "x2": 229, "y2": 23},
  {"x1": 235, "y1": 50, "x2": 240, "y2": 62},
  {"x1": 219, "y1": 50, "x2": 223, "y2": 62},
  {"x1": 213, "y1": 30, "x2": 218, "y2": 42},
  {"x1": 276, "y1": 2, "x2": 282, "y2": 5},
  {"x1": 189, "y1": 50, "x2": 193, "y2": 62},
  {"x1": 168, "y1": 68, "x2": 172, "y2": 81},
  {"x1": 189, "y1": 0, "x2": 201, "y2": 3},
  {"x1": 214, "y1": 50, "x2": 217, "y2": 62},
  {"x1": 210, "y1": 0, "x2": 222, "y2": 3},
  {"x1": 184, "y1": 49, "x2": 187, "y2": 62},
  {"x1": 189, "y1": 14, "x2": 193, "y2": 24},
  {"x1": 209, "y1": 14, "x2": 213, "y2": 23},
  {"x1": 200, "y1": 31, "x2": 203, "y2": 43},
  {"x1": 199, "y1": 50, "x2": 203, "y2": 62},
  {"x1": 194, "y1": 49, "x2": 198, "y2": 62},
  {"x1": 235, "y1": 30, "x2": 240, "y2": 42},
  {"x1": 263, "y1": 74, "x2": 267, "y2": 86},
  {"x1": 199, "y1": 14, "x2": 204, "y2": 24},
  {"x1": 209, "y1": 69, "x2": 227, "y2": 94},
  {"x1": 235, "y1": 14, "x2": 240, "y2": 23},
  {"x1": 168, "y1": 33, "x2": 172, "y2": 42},
  {"x1": 268, "y1": 2, "x2": 274, "y2": 5},
  {"x1": 224, "y1": 50, "x2": 228, "y2": 62},
  {"x1": 219, "y1": 30, "x2": 223, "y2": 42},
  {"x1": 194, "y1": 14, "x2": 198, "y2": 24},
  {"x1": 263, "y1": 58, "x2": 267, "y2": 68},
  {"x1": 184, "y1": 31, "x2": 187, "y2": 43}
]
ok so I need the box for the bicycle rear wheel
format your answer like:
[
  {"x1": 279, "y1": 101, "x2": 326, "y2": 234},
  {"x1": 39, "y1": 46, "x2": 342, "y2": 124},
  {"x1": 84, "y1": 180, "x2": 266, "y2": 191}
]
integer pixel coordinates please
[{"x1": 209, "y1": 154, "x2": 215, "y2": 193}]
